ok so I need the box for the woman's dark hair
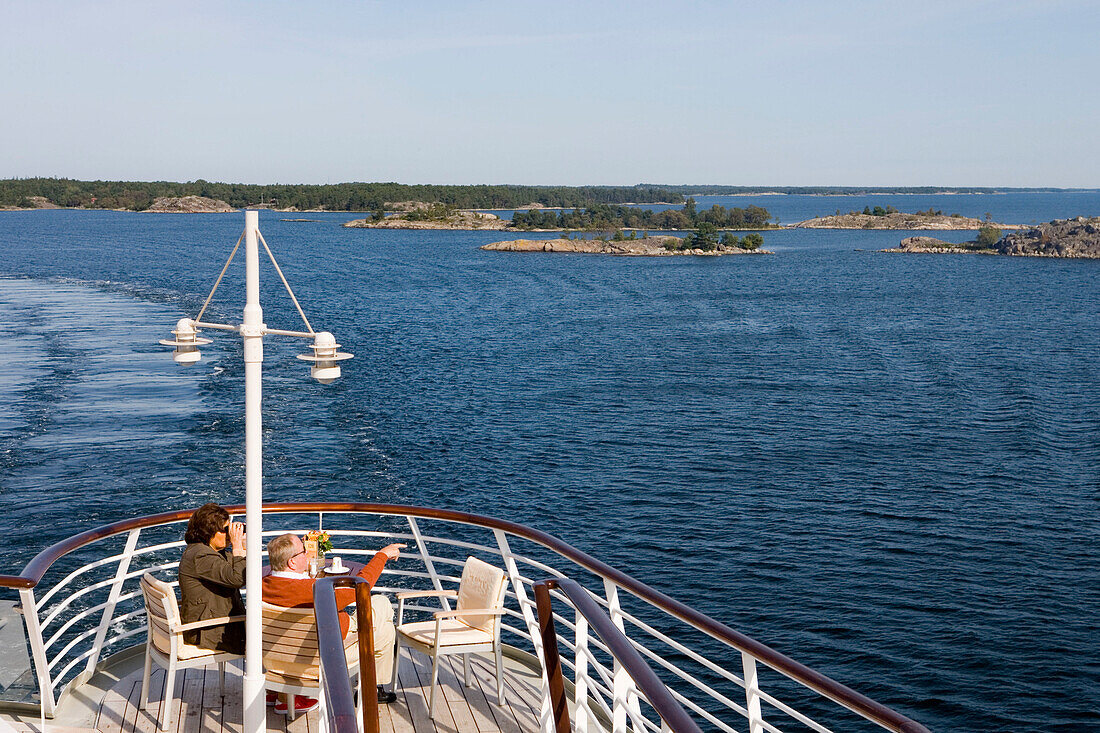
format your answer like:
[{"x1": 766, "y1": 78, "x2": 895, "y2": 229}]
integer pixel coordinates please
[{"x1": 184, "y1": 503, "x2": 230, "y2": 545}]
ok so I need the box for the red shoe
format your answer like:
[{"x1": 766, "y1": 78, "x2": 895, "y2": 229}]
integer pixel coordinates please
[
  {"x1": 275, "y1": 695, "x2": 318, "y2": 715},
  {"x1": 266, "y1": 692, "x2": 278, "y2": 707}
]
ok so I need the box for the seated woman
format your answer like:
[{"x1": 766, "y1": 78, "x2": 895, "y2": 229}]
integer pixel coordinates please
[{"x1": 178, "y1": 502, "x2": 247, "y2": 654}]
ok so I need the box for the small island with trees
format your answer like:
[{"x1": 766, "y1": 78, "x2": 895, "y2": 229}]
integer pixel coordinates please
[{"x1": 482, "y1": 224, "x2": 768, "y2": 257}]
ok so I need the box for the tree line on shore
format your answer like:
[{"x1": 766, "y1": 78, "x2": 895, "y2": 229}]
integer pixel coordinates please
[
  {"x1": 0, "y1": 178, "x2": 683, "y2": 211},
  {"x1": 511, "y1": 199, "x2": 773, "y2": 231},
  {"x1": 652, "y1": 185, "x2": 1062, "y2": 195}
]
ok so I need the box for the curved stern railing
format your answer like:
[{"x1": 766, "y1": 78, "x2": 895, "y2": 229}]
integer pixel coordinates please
[{"x1": 0, "y1": 502, "x2": 931, "y2": 733}]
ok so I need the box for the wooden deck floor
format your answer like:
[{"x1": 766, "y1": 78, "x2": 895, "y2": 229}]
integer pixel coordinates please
[{"x1": 3, "y1": 653, "x2": 546, "y2": 733}]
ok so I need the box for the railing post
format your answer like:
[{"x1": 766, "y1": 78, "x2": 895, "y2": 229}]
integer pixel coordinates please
[
  {"x1": 84, "y1": 528, "x2": 141, "y2": 678},
  {"x1": 408, "y1": 517, "x2": 451, "y2": 611},
  {"x1": 354, "y1": 580, "x2": 379, "y2": 733},
  {"x1": 574, "y1": 609, "x2": 589, "y2": 733},
  {"x1": 19, "y1": 587, "x2": 56, "y2": 717},
  {"x1": 741, "y1": 652, "x2": 765, "y2": 733},
  {"x1": 495, "y1": 530, "x2": 555, "y2": 733},
  {"x1": 317, "y1": 659, "x2": 329, "y2": 733},
  {"x1": 533, "y1": 580, "x2": 571, "y2": 733},
  {"x1": 603, "y1": 580, "x2": 643, "y2": 733}
]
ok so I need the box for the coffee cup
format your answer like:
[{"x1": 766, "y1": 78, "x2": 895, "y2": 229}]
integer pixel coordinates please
[{"x1": 331, "y1": 556, "x2": 344, "y2": 571}]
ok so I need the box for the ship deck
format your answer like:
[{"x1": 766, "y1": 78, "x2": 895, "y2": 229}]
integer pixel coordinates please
[{"x1": 0, "y1": 649, "x2": 545, "y2": 733}]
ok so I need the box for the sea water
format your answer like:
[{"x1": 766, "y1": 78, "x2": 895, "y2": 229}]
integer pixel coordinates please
[{"x1": 0, "y1": 200, "x2": 1097, "y2": 730}]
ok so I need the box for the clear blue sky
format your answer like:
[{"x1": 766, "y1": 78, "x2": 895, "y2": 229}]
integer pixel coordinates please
[{"x1": 2, "y1": 1, "x2": 1098, "y2": 187}]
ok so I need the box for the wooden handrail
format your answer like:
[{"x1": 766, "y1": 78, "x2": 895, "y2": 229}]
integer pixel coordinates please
[
  {"x1": 535, "y1": 577, "x2": 704, "y2": 733},
  {"x1": 313, "y1": 576, "x2": 378, "y2": 733},
  {"x1": 0, "y1": 501, "x2": 930, "y2": 733}
]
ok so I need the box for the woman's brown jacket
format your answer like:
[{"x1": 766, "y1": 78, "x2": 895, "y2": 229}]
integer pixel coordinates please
[{"x1": 177, "y1": 543, "x2": 246, "y2": 654}]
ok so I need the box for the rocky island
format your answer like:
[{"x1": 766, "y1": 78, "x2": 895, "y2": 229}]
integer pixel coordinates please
[
  {"x1": 884, "y1": 217, "x2": 1100, "y2": 258},
  {"x1": 792, "y1": 210, "x2": 1016, "y2": 230},
  {"x1": 482, "y1": 234, "x2": 770, "y2": 256}
]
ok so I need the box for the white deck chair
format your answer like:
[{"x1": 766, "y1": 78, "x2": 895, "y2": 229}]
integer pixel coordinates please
[
  {"x1": 139, "y1": 573, "x2": 244, "y2": 731},
  {"x1": 391, "y1": 556, "x2": 509, "y2": 718},
  {"x1": 260, "y1": 601, "x2": 362, "y2": 721}
]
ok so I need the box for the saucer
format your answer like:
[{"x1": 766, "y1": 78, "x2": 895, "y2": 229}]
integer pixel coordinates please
[{"x1": 326, "y1": 566, "x2": 350, "y2": 575}]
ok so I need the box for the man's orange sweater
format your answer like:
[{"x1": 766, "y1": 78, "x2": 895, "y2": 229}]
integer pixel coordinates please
[{"x1": 261, "y1": 551, "x2": 388, "y2": 638}]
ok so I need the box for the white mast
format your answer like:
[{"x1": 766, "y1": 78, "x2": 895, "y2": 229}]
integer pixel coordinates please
[
  {"x1": 241, "y1": 209, "x2": 265, "y2": 733},
  {"x1": 162, "y1": 210, "x2": 353, "y2": 733}
]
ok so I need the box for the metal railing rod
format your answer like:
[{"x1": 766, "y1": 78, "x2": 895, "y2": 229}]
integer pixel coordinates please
[
  {"x1": 51, "y1": 613, "x2": 146, "y2": 683},
  {"x1": 629, "y1": 642, "x2": 751, "y2": 718},
  {"x1": 321, "y1": 529, "x2": 417, "y2": 540},
  {"x1": 535, "y1": 577, "x2": 704, "y2": 733},
  {"x1": 577, "y1": 681, "x2": 617, "y2": 728},
  {"x1": 613, "y1": 606, "x2": 750, "y2": 688},
  {"x1": 755, "y1": 689, "x2": 835, "y2": 733},
  {"x1": 48, "y1": 626, "x2": 99, "y2": 671},
  {"x1": 51, "y1": 648, "x2": 97, "y2": 693},
  {"x1": 758, "y1": 717, "x2": 789, "y2": 733},
  {"x1": 35, "y1": 559, "x2": 126, "y2": 609},
  {"x1": 102, "y1": 625, "x2": 146, "y2": 647},
  {"x1": 570, "y1": 643, "x2": 621, "y2": 703},
  {"x1": 50, "y1": 623, "x2": 146, "y2": 698},
  {"x1": 314, "y1": 575, "x2": 378, "y2": 733},
  {"x1": 374, "y1": 533, "x2": 499, "y2": 556},
  {"x1": 661, "y1": 688, "x2": 744, "y2": 733},
  {"x1": 45, "y1": 592, "x2": 139, "y2": 650}
]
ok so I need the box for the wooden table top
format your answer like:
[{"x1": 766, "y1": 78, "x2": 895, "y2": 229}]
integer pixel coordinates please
[{"x1": 261, "y1": 558, "x2": 365, "y2": 578}]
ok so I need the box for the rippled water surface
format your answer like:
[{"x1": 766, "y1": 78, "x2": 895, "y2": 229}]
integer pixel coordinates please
[{"x1": 0, "y1": 205, "x2": 1097, "y2": 731}]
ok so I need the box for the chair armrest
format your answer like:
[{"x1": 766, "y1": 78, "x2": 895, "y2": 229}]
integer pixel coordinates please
[
  {"x1": 433, "y1": 607, "x2": 504, "y2": 619},
  {"x1": 396, "y1": 590, "x2": 458, "y2": 601},
  {"x1": 174, "y1": 615, "x2": 247, "y2": 634}
]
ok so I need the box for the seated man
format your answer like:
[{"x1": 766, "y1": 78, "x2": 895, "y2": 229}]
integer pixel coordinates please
[{"x1": 262, "y1": 533, "x2": 403, "y2": 715}]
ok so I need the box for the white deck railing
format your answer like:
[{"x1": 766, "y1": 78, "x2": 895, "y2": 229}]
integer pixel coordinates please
[{"x1": 0, "y1": 503, "x2": 929, "y2": 733}]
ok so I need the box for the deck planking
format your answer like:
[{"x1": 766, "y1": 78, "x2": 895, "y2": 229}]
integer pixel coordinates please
[{"x1": 62, "y1": 652, "x2": 549, "y2": 733}]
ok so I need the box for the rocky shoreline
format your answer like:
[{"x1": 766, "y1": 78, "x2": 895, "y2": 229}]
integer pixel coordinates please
[
  {"x1": 883, "y1": 217, "x2": 1100, "y2": 258},
  {"x1": 885, "y1": 237, "x2": 995, "y2": 255},
  {"x1": 481, "y1": 236, "x2": 771, "y2": 256}
]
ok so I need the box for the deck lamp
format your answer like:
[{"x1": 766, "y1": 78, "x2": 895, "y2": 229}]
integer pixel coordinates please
[
  {"x1": 159, "y1": 318, "x2": 212, "y2": 364},
  {"x1": 297, "y1": 331, "x2": 353, "y2": 384},
  {"x1": 158, "y1": 210, "x2": 351, "y2": 733}
]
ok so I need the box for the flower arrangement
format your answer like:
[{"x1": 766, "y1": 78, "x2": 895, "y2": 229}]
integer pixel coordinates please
[{"x1": 305, "y1": 530, "x2": 334, "y2": 556}]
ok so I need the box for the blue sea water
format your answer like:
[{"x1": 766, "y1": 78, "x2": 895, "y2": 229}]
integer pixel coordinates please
[{"x1": 0, "y1": 201, "x2": 1097, "y2": 731}]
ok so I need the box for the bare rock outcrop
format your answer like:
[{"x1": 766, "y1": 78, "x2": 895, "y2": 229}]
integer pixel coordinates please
[
  {"x1": 996, "y1": 217, "x2": 1100, "y2": 258},
  {"x1": 24, "y1": 195, "x2": 61, "y2": 209},
  {"x1": 143, "y1": 196, "x2": 235, "y2": 213}
]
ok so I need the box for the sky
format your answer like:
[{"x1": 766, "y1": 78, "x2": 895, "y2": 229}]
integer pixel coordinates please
[{"x1": 2, "y1": 0, "x2": 1098, "y2": 187}]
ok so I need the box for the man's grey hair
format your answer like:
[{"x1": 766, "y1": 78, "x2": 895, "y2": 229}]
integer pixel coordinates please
[{"x1": 267, "y1": 533, "x2": 300, "y2": 572}]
